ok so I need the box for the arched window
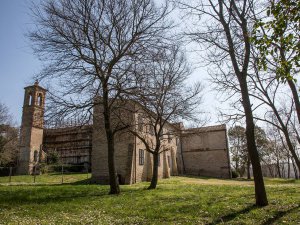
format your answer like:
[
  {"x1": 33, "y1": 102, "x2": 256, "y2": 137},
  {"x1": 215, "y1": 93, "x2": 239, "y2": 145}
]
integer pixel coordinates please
[
  {"x1": 33, "y1": 150, "x2": 39, "y2": 162},
  {"x1": 28, "y1": 93, "x2": 33, "y2": 106},
  {"x1": 37, "y1": 93, "x2": 43, "y2": 106}
]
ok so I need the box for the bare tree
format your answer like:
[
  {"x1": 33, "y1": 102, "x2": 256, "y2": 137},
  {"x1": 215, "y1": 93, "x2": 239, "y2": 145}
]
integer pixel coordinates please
[
  {"x1": 228, "y1": 126, "x2": 248, "y2": 177},
  {"x1": 229, "y1": 125, "x2": 268, "y2": 179},
  {"x1": 0, "y1": 103, "x2": 11, "y2": 125},
  {"x1": 261, "y1": 126, "x2": 284, "y2": 178},
  {"x1": 0, "y1": 103, "x2": 18, "y2": 167},
  {"x1": 29, "y1": 0, "x2": 173, "y2": 194},
  {"x1": 247, "y1": 59, "x2": 300, "y2": 173},
  {"x1": 217, "y1": 53, "x2": 300, "y2": 178},
  {"x1": 0, "y1": 125, "x2": 19, "y2": 167},
  {"x1": 120, "y1": 45, "x2": 203, "y2": 189},
  {"x1": 176, "y1": 0, "x2": 268, "y2": 206}
]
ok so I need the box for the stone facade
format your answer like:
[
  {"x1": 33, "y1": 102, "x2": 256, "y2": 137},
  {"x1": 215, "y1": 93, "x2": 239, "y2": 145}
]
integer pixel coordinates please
[
  {"x1": 18, "y1": 82, "x2": 231, "y2": 181},
  {"x1": 177, "y1": 125, "x2": 231, "y2": 178}
]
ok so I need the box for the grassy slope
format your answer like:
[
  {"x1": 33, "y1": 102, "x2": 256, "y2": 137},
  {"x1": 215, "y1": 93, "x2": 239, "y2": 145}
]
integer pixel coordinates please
[{"x1": 0, "y1": 175, "x2": 299, "y2": 225}]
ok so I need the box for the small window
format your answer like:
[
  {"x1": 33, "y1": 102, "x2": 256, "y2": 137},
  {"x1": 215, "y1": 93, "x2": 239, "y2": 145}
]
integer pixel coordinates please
[
  {"x1": 158, "y1": 153, "x2": 160, "y2": 167},
  {"x1": 138, "y1": 115, "x2": 143, "y2": 132},
  {"x1": 139, "y1": 149, "x2": 144, "y2": 165},
  {"x1": 28, "y1": 93, "x2": 33, "y2": 106},
  {"x1": 37, "y1": 93, "x2": 43, "y2": 106},
  {"x1": 33, "y1": 150, "x2": 39, "y2": 162}
]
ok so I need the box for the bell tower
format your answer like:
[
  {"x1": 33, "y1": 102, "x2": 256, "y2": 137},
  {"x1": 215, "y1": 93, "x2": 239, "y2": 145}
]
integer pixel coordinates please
[{"x1": 17, "y1": 81, "x2": 46, "y2": 174}]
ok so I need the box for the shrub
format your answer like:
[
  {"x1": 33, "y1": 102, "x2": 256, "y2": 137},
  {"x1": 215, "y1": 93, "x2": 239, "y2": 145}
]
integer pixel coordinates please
[
  {"x1": 46, "y1": 151, "x2": 60, "y2": 164},
  {"x1": 39, "y1": 163, "x2": 48, "y2": 174},
  {"x1": 45, "y1": 164, "x2": 86, "y2": 173},
  {"x1": 231, "y1": 170, "x2": 239, "y2": 178}
]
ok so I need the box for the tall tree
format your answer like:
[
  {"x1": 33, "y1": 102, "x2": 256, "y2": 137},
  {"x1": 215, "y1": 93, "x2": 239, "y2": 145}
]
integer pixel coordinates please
[
  {"x1": 247, "y1": 59, "x2": 300, "y2": 173},
  {"x1": 122, "y1": 45, "x2": 203, "y2": 189},
  {"x1": 252, "y1": 0, "x2": 300, "y2": 124},
  {"x1": 177, "y1": 0, "x2": 268, "y2": 206},
  {"x1": 29, "y1": 0, "x2": 172, "y2": 194}
]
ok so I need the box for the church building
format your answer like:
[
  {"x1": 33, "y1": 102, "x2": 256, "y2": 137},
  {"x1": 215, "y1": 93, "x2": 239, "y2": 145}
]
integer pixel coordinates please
[{"x1": 17, "y1": 82, "x2": 231, "y2": 183}]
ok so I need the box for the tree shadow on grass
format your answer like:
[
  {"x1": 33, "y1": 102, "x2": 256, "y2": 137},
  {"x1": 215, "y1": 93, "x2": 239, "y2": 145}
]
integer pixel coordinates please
[
  {"x1": 206, "y1": 204, "x2": 300, "y2": 225},
  {"x1": 0, "y1": 182, "x2": 142, "y2": 206},
  {"x1": 180, "y1": 175, "x2": 254, "y2": 183},
  {"x1": 266, "y1": 187, "x2": 299, "y2": 194},
  {"x1": 0, "y1": 189, "x2": 107, "y2": 205},
  {"x1": 206, "y1": 204, "x2": 258, "y2": 225},
  {"x1": 1, "y1": 178, "x2": 97, "y2": 186},
  {"x1": 68, "y1": 178, "x2": 92, "y2": 185},
  {"x1": 261, "y1": 205, "x2": 300, "y2": 225}
]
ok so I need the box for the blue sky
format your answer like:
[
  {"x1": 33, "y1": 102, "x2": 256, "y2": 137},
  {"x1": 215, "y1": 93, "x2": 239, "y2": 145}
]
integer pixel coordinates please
[
  {"x1": 0, "y1": 0, "x2": 220, "y2": 126},
  {"x1": 0, "y1": 0, "x2": 41, "y2": 125}
]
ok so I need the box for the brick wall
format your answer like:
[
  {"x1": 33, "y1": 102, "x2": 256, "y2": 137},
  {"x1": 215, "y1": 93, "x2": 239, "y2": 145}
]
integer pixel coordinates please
[
  {"x1": 180, "y1": 125, "x2": 231, "y2": 178},
  {"x1": 91, "y1": 101, "x2": 178, "y2": 184}
]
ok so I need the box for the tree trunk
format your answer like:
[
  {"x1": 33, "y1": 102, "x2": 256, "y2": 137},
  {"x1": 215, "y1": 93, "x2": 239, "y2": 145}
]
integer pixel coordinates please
[
  {"x1": 276, "y1": 160, "x2": 281, "y2": 178},
  {"x1": 240, "y1": 165, "x2": 246, "y2": 177},
  {"x1": 267, "y1": 164, "x2": 274, "y2": 177},
  {"x1": 282, "y1": 129, "x2": 300, "y2": 175},
  {"x1": 287, "y1": 79, "x2": 300, "y2": 124},
  {"x1": 275, "y1": 150, "x2": 282, "y2": 178},
  {"x1": 103, "y1": 84, "x2": 120, "y2": 195},
  {"x1": 292, "y1": 159, "x2": 299, "y2": 179},
  {"x1": 235, "y1": 147, "x2": 239, "y2": 173},
  {"x1": 240, "y1": 77, "x2": 268, "y2": 206},
  {"x1": 288, "y1": 154, "x2": 290, "y2": 179},
  {"x1": 148, "y1": 152, "x2": 159, "y2": 189},
  {"x1": 247, "y1": 154, "x2": 251, "y2": 179},
  {"x1": 107, "y1": 132, "x2": 120, "y2": 194}
]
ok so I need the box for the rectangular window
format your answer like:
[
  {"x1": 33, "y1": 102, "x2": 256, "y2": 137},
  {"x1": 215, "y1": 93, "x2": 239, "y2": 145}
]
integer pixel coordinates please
[
  {"x1": 139, "y1": 149, "x2": 144, "y2": 165},
  {"x1": 138, "y1": 115, "x2": 143, "y2": 132},
  {"x1": 168, "y1": 134, "x2": 172, "y2": 143},
  {"x1": 149, "y1": 125, "x2": 155, "y2": 135},
  {"x1": 128, "y1": 144, "x2": 133, "y2": 156},
  {"x1": 158, "y1": 153, "x2": 160, "y2": 167}
]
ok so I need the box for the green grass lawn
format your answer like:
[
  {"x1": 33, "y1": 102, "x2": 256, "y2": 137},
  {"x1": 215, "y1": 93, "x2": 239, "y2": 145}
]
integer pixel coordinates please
[
  {"x1": 0, "y1": 172, "x2": 91, "y2": 184},
  {"x1": 0, "y1": 175, "x2": 299, "y2": 225}
]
